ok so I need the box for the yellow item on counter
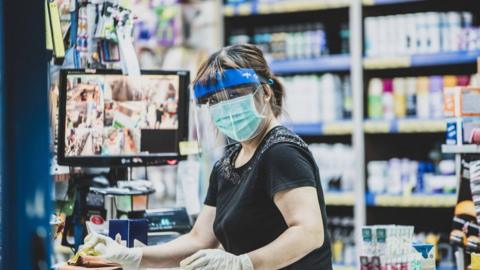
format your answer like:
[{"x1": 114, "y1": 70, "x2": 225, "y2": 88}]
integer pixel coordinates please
[{"x1": 68, "y1": 246, "x2": 100, "y2": 265}]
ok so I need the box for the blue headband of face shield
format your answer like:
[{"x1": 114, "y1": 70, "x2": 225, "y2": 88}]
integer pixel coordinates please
[{"x1": 193, "y1": 68, "x2": 265, "y2": 103}]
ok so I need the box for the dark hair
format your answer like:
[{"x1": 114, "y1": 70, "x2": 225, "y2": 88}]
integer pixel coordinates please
[{"x1": 194, "y1": 44, "x2": 285, "y2": 117}]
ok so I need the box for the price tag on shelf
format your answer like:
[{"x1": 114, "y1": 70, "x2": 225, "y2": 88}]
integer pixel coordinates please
[
  {"x1": 397, "y1": 119, "x2": 446, "y2": 133},
  {"x1": 363, "y1": 56, "x2": 411, "y2": 69},
  {"x1": 323, "y1": 122, "x2": 354, "y2": 135},
  {"x1": 364, "y1": 120, "x2": 391, "y2": 133}
]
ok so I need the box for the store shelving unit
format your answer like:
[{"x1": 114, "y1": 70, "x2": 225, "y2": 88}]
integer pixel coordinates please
[
  {"x1": 363, "y1": 119, "x2": 446, "y2": 133},
  {"x1": 332, "y1": 264, "x2": 356, "y2": 270},
  {"x1": 442, "y1": 144, "x2": 480, "y2": 154},
  {"x1": 286, "y1": 121, "x2": 354, "y2": 136},
  {"x1": 222, "y1": 0, "x2": 479, "y2": 267},
  {"x1": 362, "y1": 0, "x2": 423, "y2": 5},
  {"x1": 270, "y1": 55, "x2": 350, "y2": 74},
  {"x1": 366, "y1": 193, "x2": 457, "y2": 207},
  {"x1": 223, "y1": 1, "x2": 350, "y2": 16},
  {"x1": 361, "y1": 1, "x2": 480, "y2": 267},
  {"x1": 325, "y1": 192, "x2": 356, "y2": 206},
  {"x1": 364, "y1": 51, "x2": 480, "y2": 70}
]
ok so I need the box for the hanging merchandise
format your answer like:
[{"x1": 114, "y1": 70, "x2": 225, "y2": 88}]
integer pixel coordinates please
[
  {"x1": 46, "y1": 0, "x2": 66, "y2": 64},
  {"x1": 55, "y1": 0, "x2": 140, "y2": 70},
  {"x1": 132, "y1": 1, "x2": 183, "y2": 48}
]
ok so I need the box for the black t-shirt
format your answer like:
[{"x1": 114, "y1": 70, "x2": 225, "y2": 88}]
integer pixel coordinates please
[{"x1": 204, "y1": 128, "x2": 332, "y2": 270}]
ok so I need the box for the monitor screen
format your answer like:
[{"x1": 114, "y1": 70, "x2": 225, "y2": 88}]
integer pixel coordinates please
[{"x1": 57, "y1": 69, "x2": 189, "y2": 167}]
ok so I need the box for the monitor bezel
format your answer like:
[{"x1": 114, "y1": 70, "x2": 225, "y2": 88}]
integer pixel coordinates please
[{"x1": 57, "y1": 69, "x2": 190, "y2": 167}]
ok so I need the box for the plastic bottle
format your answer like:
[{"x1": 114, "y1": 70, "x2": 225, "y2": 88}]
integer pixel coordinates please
[
  {"x1": 368, "y1": 78, "x2": 383, "y2": 119},
  {"x1": 429, "y1": 76, "x2": 444, "y2": 118},
  {"x1": 416, "y1": 77, "x2": 430, "y2": 119},
  {"x1": 321, "y1": 74, "x2": 342, "y2": 122},
  {"x1": 393, "y1": 78, "x2": 407, "y2": 118},
  {"x1": 342, "y1": 76, "x2": 352, "y2": 119},
  {"x1": 443, "y1": 75, "x2": 457, "y2": 88},
  {"x1": 387, "y1": 159, "x2": 403, "y2": 194},
  {"x1": 383, "y1": 79, "x2": 395, "y2": 120},
  {"x1": 368, "y1": 161, "x2": 387, "y2": 194},
  {"x1": 340, "y1": 23, "x2": 350, "y2": 54},
  {"x1": 406, "y1": 77, "x2": 417, "y2": 117},
  {"x1": 456, "y1": 75, "x2": 470, "y2": 86}
]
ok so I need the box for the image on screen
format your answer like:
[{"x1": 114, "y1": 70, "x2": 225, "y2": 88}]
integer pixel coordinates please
[{"x1": 64, "y1": 73, "x2": 180, "y2": 157}]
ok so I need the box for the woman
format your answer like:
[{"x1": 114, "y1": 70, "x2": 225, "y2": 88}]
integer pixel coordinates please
[{"x1": 84, "y1": 44, "x2": 332, "y2": 270}]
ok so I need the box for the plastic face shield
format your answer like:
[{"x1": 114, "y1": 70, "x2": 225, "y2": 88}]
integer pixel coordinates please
[{"x1": 192, "y1": 68, "x2": 267, "y2": 154}]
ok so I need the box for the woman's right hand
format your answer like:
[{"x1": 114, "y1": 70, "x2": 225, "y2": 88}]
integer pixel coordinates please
[{"x1": 83, "y1": 233, "x2": 143, "y2": 270}]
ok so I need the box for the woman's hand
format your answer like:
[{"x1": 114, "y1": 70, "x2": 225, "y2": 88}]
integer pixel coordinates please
[
  {"x1": 180, "y1": 249, "x2": 253, "y2": 270},
  {"x1": 83, "y1": 233, "x2": 143, "y2": 270}
]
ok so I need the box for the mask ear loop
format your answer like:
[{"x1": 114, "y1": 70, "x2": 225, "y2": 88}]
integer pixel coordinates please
[{"x1": 251, "y1": 84, "x2": 268, "y2": 118}]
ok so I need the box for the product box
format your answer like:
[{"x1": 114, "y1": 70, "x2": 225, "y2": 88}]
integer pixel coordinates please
[
  {"x1": 446, "y1": 117, "x2": 480, "y2": 145},
  {"x1": 109, "y1": 219, "x2": 148, "y2": 248},
  {"x1": 410, "y1": 244, "x2": 436, "y2": 270},
  {"x1": 444, "y1": 87, "x2": 480, "y2": 117}
]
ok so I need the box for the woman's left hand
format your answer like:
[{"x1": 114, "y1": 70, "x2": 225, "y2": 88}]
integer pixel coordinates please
[{"x1": 180, "y1": 249, "x2": 253, "y2": 270}]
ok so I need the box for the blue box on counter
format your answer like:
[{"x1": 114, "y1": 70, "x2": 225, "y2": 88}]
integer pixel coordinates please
[{"x1": 109, "y1": 219, "x2": 148, "y2": 247}]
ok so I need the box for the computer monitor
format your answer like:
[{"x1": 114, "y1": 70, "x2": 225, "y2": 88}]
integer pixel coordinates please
[{"x1": 57, "y1": 69, "x2": 190, "y2": 167}]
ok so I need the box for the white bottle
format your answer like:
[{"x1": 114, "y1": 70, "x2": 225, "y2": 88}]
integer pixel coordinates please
[
  {"x1": 426, "y1": 12, "x2": 441, "y2": 53},
  {"x1": 321, "y1": 74, "x2": 342, "y2": 122}
]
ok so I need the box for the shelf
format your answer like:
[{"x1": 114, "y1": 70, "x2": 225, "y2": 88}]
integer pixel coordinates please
[
  {"x1": 364, "y1": 51, "x2": 480, "y2": 70},
  {"x1": 270, "y1": 55, "x2": 350, "y2": 74},
  {"x1": 366, "y1": 193, "x2": 457, "y2": 207},
  {"x1": 333, "y1": 264, "x2": 356, "y2": 270},
  {"x1": 363, "y1": 0, "x2": 422, "y2": 5},
  {"x1": 325, "y1": 192, "x2": 355, "y2": 206},
  {"x1": 223, "y1": 1, "x2": 350, "y2": 17},
  {"x1": 286, "y1": 121, "x2": 353, "y2": 136},
  {"x1": 364, "y1": 119, "x2": 446, "y2": 134},
  {"x1": 442, "y1": 144, "x2": 480, "y2": 154}
]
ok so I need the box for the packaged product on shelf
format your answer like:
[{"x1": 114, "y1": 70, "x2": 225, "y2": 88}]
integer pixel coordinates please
[
  {"x1": 368, "y1": 78, "x2": 383, "y2": 119},
  {"x1": 360, "y1": 225, "x2": 418, "y2": 269},
  {"x1": 328, "y1": 217, "x2": 356, "y2": 267},
  {"x1": 444, "y1": 87, "x2": 480, "y2": 117},
  {"x1": 233, "y1": 21, "x2": 344, "y2": 61},
  {"x1": 393, "y1": 77, "x2": 407, "y2": 118},
  {"x1": 429, "y1": 76, "x2": 444, "y2": 119},
  {"x1": 368, "y1": 74, "x2": 476, "y2": 121},
  {"x1": 416, "y1": 77, "x2": 430, "y2": 119},
  {"x1": 382, "y1": 79, "x2": 395, "y2": 120},
  {"x1": 310, "y1": 143, "x2": 355, "y2": 192},
  {"x1": 367, "y1": 158, "x2": 456, "y2": 196},
  {"x1": 364, "y1": 11, "x2": 479, "y2": 57},
  {"x1": 282, "y1": 74, "x2": 350, "y2": 124}
]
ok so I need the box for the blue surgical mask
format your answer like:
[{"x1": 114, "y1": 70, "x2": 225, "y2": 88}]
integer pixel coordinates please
[{"x1": 209, "y1": 93, "x2": 265, "y2": 142}]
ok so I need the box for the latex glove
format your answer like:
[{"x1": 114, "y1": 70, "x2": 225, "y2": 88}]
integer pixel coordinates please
[
  {"x1": 83, "y1": 233, "x2": 143, "y2": 270},
  {"x1": 180, "y1": 249, "x2": 254, "y2": 270}
]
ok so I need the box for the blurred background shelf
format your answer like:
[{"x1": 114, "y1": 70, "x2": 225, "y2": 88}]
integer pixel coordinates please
[
  {"x1": 325, "y1": 192, "x2": 355, "y2": 206},
  {"x1": 363, "y1": 119, "x2": 445, "y2": 134},
  {"x1": 364, "y1": 51, "x2": 480, "y2": 70},
  {"x1": 442, "y1": 144, "x2": 480, "y2": 154},
  {"x1": 363, "y1": 0, "x2": 423, "y2": 5},
  {"x1": 286, "y1": 121, "x2": 353, "y2": 136},
  {"x1": 270, "y1": 55, "x2": 351, "y2": 75},
  {"x1": 366, "y1": 193, "x2": 457, "y2": 207},
  {"x1": 223, "y1": 1, "x2": 350, "y2": 17},
  {"x1": 332, "y1": 264, "x2": 356, "y2": 270}
]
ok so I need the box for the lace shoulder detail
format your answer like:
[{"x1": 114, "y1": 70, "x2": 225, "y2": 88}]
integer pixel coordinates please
[{"x1": 216, "y1": 126, "x2": 309, "y2": 184}]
